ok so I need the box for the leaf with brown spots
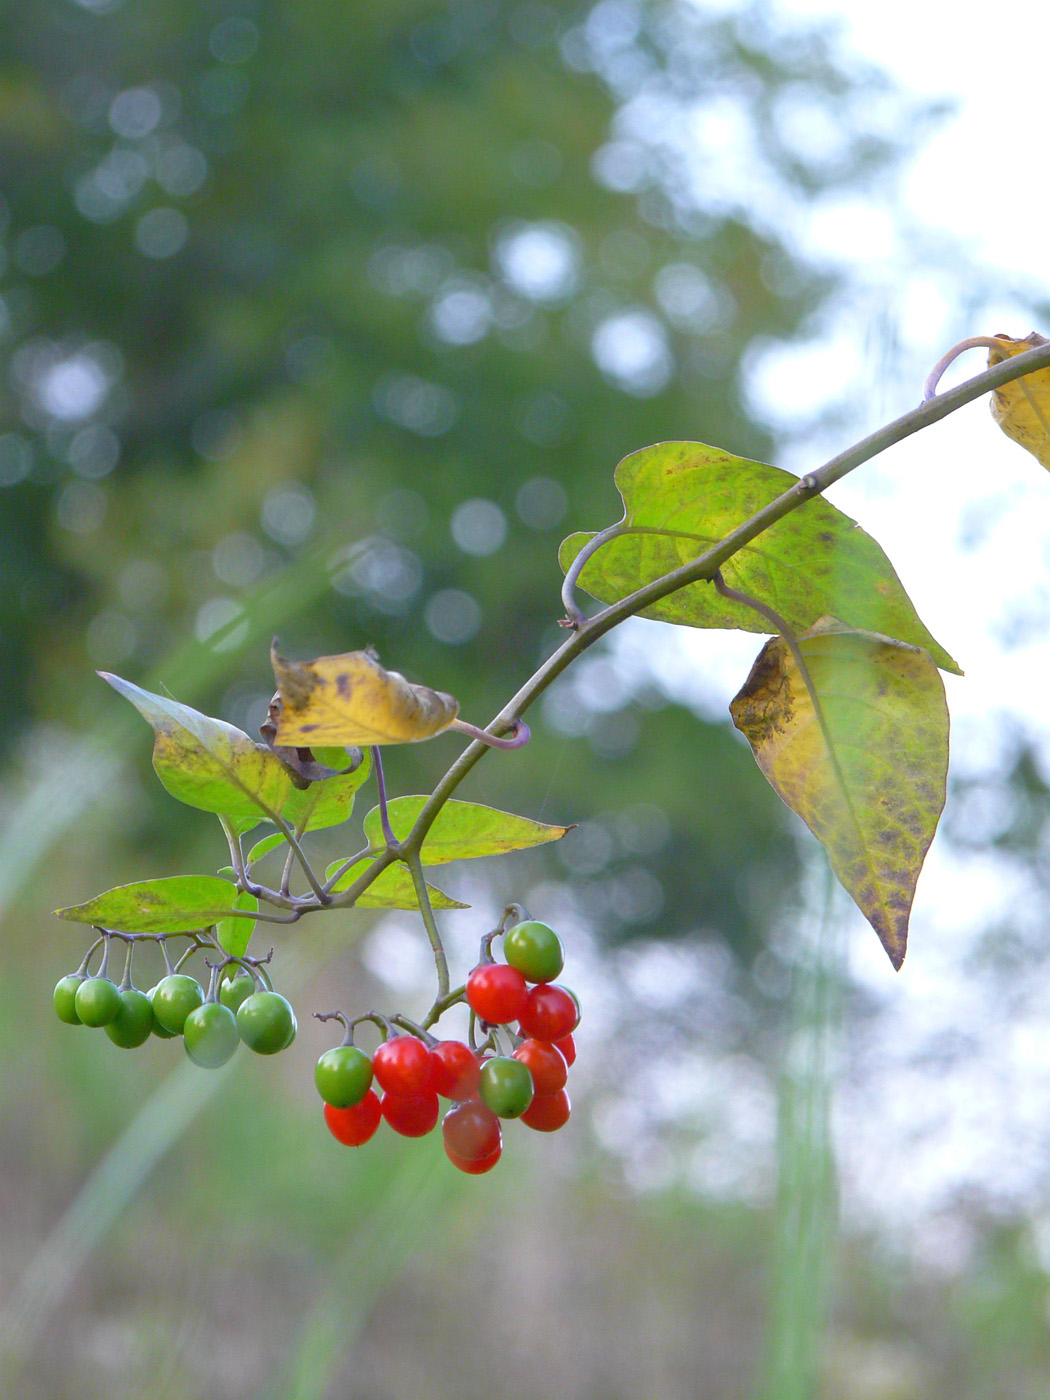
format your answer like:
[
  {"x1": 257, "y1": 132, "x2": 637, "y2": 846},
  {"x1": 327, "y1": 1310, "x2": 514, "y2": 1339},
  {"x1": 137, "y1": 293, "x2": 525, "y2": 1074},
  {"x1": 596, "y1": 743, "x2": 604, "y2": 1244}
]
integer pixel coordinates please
[
  {"x1": 729, "y1": 618, "x2": 949, "y2": 969},
  {"x1": 559, "y1": 441, "x2": 959, "y2": 673},
  {"x1": 987, "y1": 332, "x2": 1050, "y2": 470},
  {"x1": 270, "y1": 644, "x2": 460, "y2": 747}
]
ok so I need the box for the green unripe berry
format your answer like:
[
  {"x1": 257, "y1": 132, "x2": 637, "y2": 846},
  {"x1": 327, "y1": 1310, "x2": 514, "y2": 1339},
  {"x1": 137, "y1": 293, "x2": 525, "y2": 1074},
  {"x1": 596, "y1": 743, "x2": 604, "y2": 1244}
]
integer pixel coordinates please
[
  {"x1": 315, "y1": 1045, "x2": 373, "y2": 1107},
  {"x1": 105, "y1": 988, "x2": 155, "y2": 1049},
  {"x1": 151, "y1": 974, "x2": 204, "y2": 1035},
  {"x1": 183, "y1": 1002, "x2": 240, "y2": 1068},
  {"x1": 504, "y1": 920, "x2": 565, "y2": 984},
  {"x1": 54, "y1": 974, "x2": 85, "y2": 1025},
  {"x1": 236, "y1": 991, "x2": 297, "y2": 1055},
  {"x1": 479, "y1": 1056, "x2": 534, "y2": 1119},
  {"x1": 147, "y1": 986, "x2": 178, "y2": 1038},
  {"x1": 74, "y1": 976, "x2": 122, "y2": 1028},
  {"x1": 218, "y1": 973, "x2": 255, "y2": 1014}
]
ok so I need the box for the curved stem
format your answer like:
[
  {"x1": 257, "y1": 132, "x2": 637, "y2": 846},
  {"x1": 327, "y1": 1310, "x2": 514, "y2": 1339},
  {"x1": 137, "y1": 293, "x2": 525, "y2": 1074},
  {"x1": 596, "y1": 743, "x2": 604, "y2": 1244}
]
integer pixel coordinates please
[
  {"x1": 560, "y1": 522, "x2": 628, "y2": 627},
  {"x1": 447, "y1": 718, "x2": 530, "y2": 749},
  {"x1": 923, "y1": 335, "x2": 1008, "y2": 400},
  {"x1": 372, "y1": 746, "x2": 397, "y2": 849}
]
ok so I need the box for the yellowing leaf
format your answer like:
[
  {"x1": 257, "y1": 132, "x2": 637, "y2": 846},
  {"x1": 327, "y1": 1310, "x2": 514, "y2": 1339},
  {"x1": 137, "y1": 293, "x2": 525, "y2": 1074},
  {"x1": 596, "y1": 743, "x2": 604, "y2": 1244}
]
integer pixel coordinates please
[
  {"x1": 729, "y1": 619, "x2": 948, "y2": 970},
  {"x1": 270, "y1": 644, "x2": 459, "y2": 747},
  {"x1": 324, "y1": 858, "x2": 468, "y2": 910},
  {"x1": 987, "y1": 331, "x2": 1050, "y2": 470}
]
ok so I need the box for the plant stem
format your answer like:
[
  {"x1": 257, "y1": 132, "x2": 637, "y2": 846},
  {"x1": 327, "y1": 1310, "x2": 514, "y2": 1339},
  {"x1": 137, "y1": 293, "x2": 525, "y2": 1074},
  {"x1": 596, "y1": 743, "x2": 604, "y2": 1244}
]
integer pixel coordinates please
[
  {"x1": 372, "y1": 746, "x2": 398, "y2": 848},
  {"x1": 404, "y1": 849, "x2": 449, "y2": 1004}
]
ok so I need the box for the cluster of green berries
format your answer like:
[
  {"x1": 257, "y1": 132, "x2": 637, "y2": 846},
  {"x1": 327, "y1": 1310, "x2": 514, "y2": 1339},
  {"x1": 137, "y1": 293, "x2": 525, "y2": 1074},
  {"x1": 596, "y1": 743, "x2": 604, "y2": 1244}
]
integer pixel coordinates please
[
  {"x1": 318, "y1": 919, "x2": 579, "y2": 1173},
  {"x1": 53, "y1": 937, "x2": 296, "y2": 1069}
]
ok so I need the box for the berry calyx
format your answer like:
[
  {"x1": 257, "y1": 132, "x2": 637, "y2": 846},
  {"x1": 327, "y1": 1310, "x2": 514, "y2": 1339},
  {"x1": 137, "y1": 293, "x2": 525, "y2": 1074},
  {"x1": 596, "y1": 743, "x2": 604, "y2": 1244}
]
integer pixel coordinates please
[
  {"x1": 466, "y1": 963, "x2": 528, "y2": 1025},
  {"x1": 513, "y1": 1038, "x2": 568, "y2": 1096},
  {"x1": 518, "y1": 983, "x2": 579, "y2": 1042},
  {"x1": 372, "y1": 1035, "x2": 434, "y2": 1096},
  {"x1": 478, "y1": 1056, "x2": 534, "y2": 1119},
  {"x1": 381, "y1": 1090, "x2": 440, "y2": 1138},
  {"x1": 503, "y1": 920, "x2": 564, "y2": 984},
  {"x1": 430, "y1": 1039, "x2": 482, "y2": 1100},
  {"x1": 315, "y1": 1045, "x2": 374, "y2": 1108},
  {"x1": 74, "y1": 976, "x2": 122, "y2": 1028},
  {"x1": 183, "y1": 1002, "x2": 240, "y2": 1067},
  {"x1": 151, "y1": 974, "x2": 204, "y2": 1036},
  {"x1": 325, "y1": 1091, "x2": 382, "y2": 1146},
  {"x1": 104, "y1": 987, "x2": 155, "y2": 1049},
  {"x1": 236, "y1": 991, "x2": 297, "y2": 1054},
  {"x1": 520, "y1": 1087, "x2": 571, "y2": 1133},
  {"x1": 54, "y1": 975, "x2": 85, "y2": 1026}
]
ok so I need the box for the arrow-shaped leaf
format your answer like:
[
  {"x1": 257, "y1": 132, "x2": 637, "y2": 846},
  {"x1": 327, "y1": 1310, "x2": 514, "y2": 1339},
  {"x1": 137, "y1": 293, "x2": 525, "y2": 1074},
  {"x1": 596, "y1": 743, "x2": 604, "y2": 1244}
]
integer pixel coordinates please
[
  {"x1": 101, "y1": 673, "x2": 292, "y2": 834},
  {"x1": 362, "y1": 797, "x2": 571, "y2": 864},
  {"x1": 56, "y1": 875, "x2": 241, "y2": 932},
  {"x1": 324, "y1": 859, "x2": 467, "y2": 910},
  {"x1": 559, "y1": 441, "x2": 960, "y2": 674},
  {"x1": 729, "y1": 618, "x2": 949, "y2": 969}
]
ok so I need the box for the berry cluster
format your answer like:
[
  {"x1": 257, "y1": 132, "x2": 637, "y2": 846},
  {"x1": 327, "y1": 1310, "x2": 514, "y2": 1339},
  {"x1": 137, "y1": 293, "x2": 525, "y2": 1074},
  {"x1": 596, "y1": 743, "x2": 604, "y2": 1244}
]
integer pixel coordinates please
[
  {"x1": 318, "y1": 918, "x2": 579, "y2": 1174},
  {"x1": 53, "y1": 932, "x2": 296, "y2": 1069}
]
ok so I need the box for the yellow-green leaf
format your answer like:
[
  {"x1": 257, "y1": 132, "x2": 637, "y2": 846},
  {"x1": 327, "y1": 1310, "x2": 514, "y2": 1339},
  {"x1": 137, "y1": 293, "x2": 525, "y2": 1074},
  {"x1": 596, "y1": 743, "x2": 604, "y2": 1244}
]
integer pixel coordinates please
[
  {"x1": 361, "y1": 797, "x2": 571, "y2": 864},
  {"x1": 101, "y1": 673, "x2": 292, "y2": 834},
  {"x1": 729, "y1": 619, "x2": 948, "y2": 969},
  {"x1": 324, "y1": 859, "x2": 467, "y2": 910},
  {"x1": 55, "y1": 875, "x2": 240, "y2": 933},
  {"x1": 559, "y1": 441, "x2": 959, "y2": 674},
  {"x1": 270, "y1": 645, "x2": 459, "y2": 746},
  {"x1": 987, "y1": 331, "x2": 1050, "y2": 470},
  {"x1": 216, "y1": 890, "x2": 259, "y2": 959}
]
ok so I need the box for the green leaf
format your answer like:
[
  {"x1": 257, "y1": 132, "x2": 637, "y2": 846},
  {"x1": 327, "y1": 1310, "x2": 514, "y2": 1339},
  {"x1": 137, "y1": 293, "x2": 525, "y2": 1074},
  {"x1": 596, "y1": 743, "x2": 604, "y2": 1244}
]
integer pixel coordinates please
[
  {"x1": 277, "y1": 746, "x2": 372, "y2": 832},
  {"x1": 55, "y1": 875, "x2": 240, "y2": 933},
  {"x1": 559, "y1": 441, "x2": 960, "y2": 674},
  {"x1": 324, "y1": 859, "x2": 467, "y2": 910},
  {"x1": 216, "y1": 890, "x2": 259, "y2": 959},
  {"x1": 729, "y1": 618, "x2": 949, "y2": 969},
  {"x1": 244, "y1": 832, "x2": 288, "y2": 867},
  {"x1": 101, "y1": 673, "x2": 292, "y2": 834},
  {"x1": 361, "y1": 798, "x2": 571, "y2": 865}
]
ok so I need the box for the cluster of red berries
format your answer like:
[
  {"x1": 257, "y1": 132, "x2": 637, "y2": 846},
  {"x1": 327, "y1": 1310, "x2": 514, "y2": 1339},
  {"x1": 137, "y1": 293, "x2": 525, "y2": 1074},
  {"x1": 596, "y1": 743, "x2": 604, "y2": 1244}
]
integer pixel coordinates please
[{"x1": 318, "y1": 919, "x2": 579, "y2": 1173}]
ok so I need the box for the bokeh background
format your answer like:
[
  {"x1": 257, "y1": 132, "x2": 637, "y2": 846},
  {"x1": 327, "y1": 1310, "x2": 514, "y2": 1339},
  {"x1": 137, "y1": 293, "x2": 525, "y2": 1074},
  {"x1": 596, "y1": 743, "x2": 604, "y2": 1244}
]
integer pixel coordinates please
[{"x1": 4, "y1": 1, "x2": 1050, "y2": 1396}]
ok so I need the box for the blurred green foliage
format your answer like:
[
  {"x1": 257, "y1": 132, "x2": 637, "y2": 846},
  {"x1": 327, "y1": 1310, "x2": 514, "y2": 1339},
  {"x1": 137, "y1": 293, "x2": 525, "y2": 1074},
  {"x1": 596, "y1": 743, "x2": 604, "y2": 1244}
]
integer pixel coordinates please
[{"x1": 1, "y1": 0, "x2": 943, "y2": 958}]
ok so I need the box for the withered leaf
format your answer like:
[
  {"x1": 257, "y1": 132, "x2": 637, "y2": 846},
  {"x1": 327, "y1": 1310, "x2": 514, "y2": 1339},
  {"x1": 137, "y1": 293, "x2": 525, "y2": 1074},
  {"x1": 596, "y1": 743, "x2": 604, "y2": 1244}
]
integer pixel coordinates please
[
  {"x1": 270, "y1": 643, "x2": 459, "y2": 747},
  {"x1": 729, "y1": 618, "x2": 948, "y2": 969},
  {"x1": 987, "y1": 331, "x2": 1050, "y2": 470}
]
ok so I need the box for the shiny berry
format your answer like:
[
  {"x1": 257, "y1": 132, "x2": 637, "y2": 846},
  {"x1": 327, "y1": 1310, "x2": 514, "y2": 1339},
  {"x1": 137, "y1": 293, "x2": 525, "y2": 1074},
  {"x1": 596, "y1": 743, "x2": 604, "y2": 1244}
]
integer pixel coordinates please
[
  {"x1": 372, "y1": 1036, "x2": 434, "y2": 1096},
  {"x1": 513, "y1": 1038, "x2": 568, "y2": 1095},
  {"x1": 520, "y1": 1087, "x2": 571, "y2": 1133},
  {"x1": 236, "y1": 991, "x2": 297, "y2": 1054},
  {"x1": 325, "y1": 1091, "x2": 382, "y2": 1146},
  {"x1": 381, "y1": 1090, "x2": 440, "y2": 1138},
  {"x1": 74, "y1": 976, "x2": 122, "y2": 1028},
  {"x1": 430, "y1": 1040, "x2": 482, "y2": 1100},
  {"x1": 54, "y1": 975, "x2": 85, "y2": 1025},
  {"x1": 518, "y1": 983, "x2": 579, "y2": 1042},
  {"x1": 504, "y1": 920, "x2": 564, "y2": 983},
  {"x1": 315, "y1": 1045, "x2": 373, "y2": 1108},
  {"x1": 466, "y1": 964, "x2": 528, "y2": 1024},
  {"x1": 183, "y1": 1002, "x2": 240, "y2": 1068},
  {"x1": 478, "y1": 1056, "x2": 534, "y2": 1119},
  {"x1": 151, "y1": 974, "x2": 204, "y2": 1035},
  {"x1": 442, "y1": 1100, "x2": 501, "y2": 1170},
  {"x1": 104, "y1": 988, "x2": 155, "y2": 1049}
]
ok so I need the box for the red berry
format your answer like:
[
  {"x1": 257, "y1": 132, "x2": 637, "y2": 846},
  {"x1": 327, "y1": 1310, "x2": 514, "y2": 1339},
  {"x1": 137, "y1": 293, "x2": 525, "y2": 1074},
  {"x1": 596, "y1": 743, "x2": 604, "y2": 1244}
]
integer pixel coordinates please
[
  {"x1": 466, "y1": 963, "x2": 528, "y2": 1024},
  {"x1": 446, "y1": 1144, "x2": 502, "y2": 1174},
  {"x1": 518, "y1": 984, "x2": 579, "y2": 1042},
  {"x1": 431, "y1": 1040, "x2": 482, "y2": 1100},
  {"x1": 520, "y1": 1088, "x2": 571, "y2": 1133},
  {"x1": 513, "y1": 1038, "x2": 568, "y2": 1096},
  {"x1": 324, "y1": 1091, "x2": 382, "y2": 1146},
  {"x1": 442, "y1": 1100, "x2": 501, "y2": 1162},
  {"x1": 554, "y1": 1033, "x2": 576, "y2": 1067},
  {"x1": 372, "y1": 1035, "x2": 434, "y2": 1096},
  {"x1": 381, "y1": 1090, "x2": 440, "y2": 1138}
]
